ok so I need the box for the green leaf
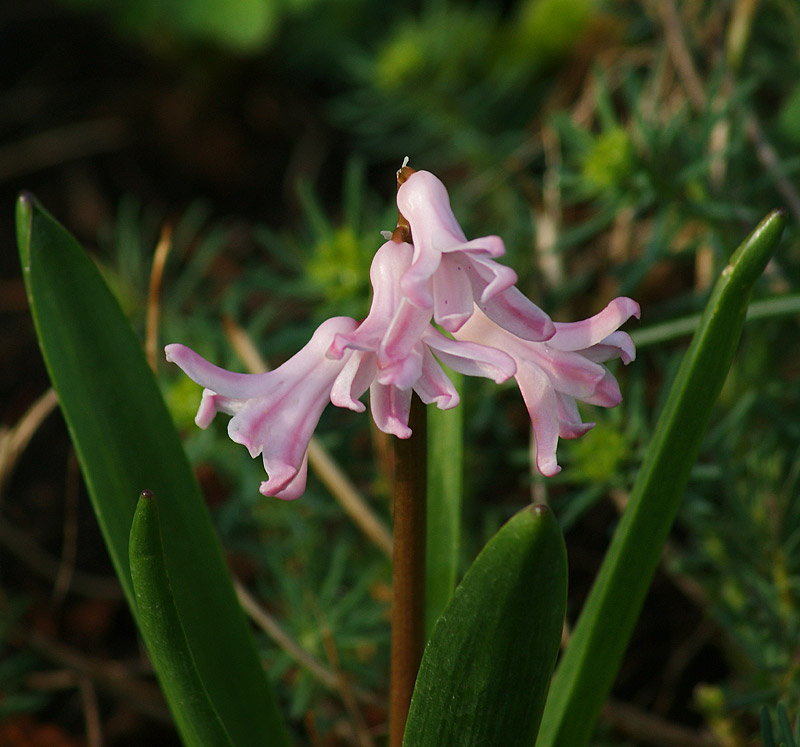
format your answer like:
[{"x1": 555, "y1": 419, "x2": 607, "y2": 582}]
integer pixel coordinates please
[
  {"x1": 776, "y1": 702, "x2": 798, "y2": 746},
  {"x1": 16, "y1": 193, "x2": 289, "y2": 747},
  {"x1": 761, "y1": 705, "x2": 778, "y2": 747},
  {"x1": 129, "y1": 491, "x2": 234, "y2": 747},
  {"x1": 536, "y1": 209, "x2": 786, "y2": 747},
  {"x1": 404, "y1": 504, "x2": 567, "y2": 746},
  {"x1": 425, "y1": 372, "x2": 464, "y2": 637}
]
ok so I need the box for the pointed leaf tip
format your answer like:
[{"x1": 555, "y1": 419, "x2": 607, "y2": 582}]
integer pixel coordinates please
[
  {"x1": 727, "y1": 208, "x2": 787, "y2": 286},
  {"x1": 15, "y1": 193, "x2": 37, "y2": 282}
]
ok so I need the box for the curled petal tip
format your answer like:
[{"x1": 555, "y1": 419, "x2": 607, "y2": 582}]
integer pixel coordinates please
[
  {"x1": 258, "y1": 462, "x2": 301, "y2": 496},
  {"x1": 261, "y1": 480, "x2": 303, "y2": 501},
  {"x1": 195, "y1": 389, "x2": 219, "y2": 428},
  {"x1": 164, "y1": 343, "x2": 183, "y2": 363},
  {"x1": 538, "y1": 458, "x2": 562, "y2": 478}
]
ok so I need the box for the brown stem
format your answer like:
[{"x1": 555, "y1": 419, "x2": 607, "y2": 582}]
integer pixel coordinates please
[
  {"x1": 388, "y1": 395, "x2": 427, "y2": 747},
  {"x1": 391, "y1": 162, "x2": 416, "y2": 244}
]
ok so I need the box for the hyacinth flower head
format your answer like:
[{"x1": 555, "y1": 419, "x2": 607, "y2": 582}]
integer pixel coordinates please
[
  {"x1": 165, "y1": 316, "x2": 359, "y2": 500},
  {"x1": 166, "y1": 163, "x2": 638, "y2": 498},
  {"x1": 396, "y1": 169, "x2": 556, "y2": 343},
  {"x1": 454, "y1": 298, "x2": 640, "y2": 476},
  {"x1": 327, "y1": 238, "x2": 517, "y2": 438}
]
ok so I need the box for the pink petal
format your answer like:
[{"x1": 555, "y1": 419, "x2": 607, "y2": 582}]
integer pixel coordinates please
[
  {"x1": 370, "y1": 381, "x2": 412, "y2": 438},
  {"x1": 430, "y1": 254, "x2": 475, "y2": 332},
  {"x1": 399, "y1": 256, "x2": 439, "y2": 309},
  {"x1": 550, "y1": 297, "x2": 640, "y2": 352},
  {"x1": 165, "y1": 344, "x2": 276, "y2": 400},
  {"x1": 397, "y1": 170, "x2": 507, "y2": 308},
  {"x1": 423, "y1": 327, "x2": 516, "y2": 384},
  {"x1": 456, "y1": 308, "x2": 604, "y2": 399},
  {"x1": 556, "y1": 394, "x2": 595, "y2": 439},
  {"x1": 515, "y1": 365, "x2": 561, "y2": 477},
  {"x1": 475, "y1": 285, "x2": 556, "y2": 342},
  {"x1": 264, "y1": 452, "x2": 309, "y2": 500},
  {"x1": 414, "y1": 348, "x2": 461, "y2": 409},
  {"x1": 195, "y1": 389, "x2": 244, "y2": 428},
  {"x1": 397, "y1": 170, "x2": 467, "y2": 244},
  {"x1": 330, "y1": 352, "x2": 375, "y2": 412},
  {"x1": 526, "y1": 346, "x2": 609, "y2": 400},
  {"x1": 377, "y1": 344, "x2": 423, "y2": 390},
  {"x1": 166, "y1": 316, "x2": 358, "y2": 398},
  {"x1": 581, "y1": 368, "x2": 622, "y2": 407},
  {"x1": 166, "y1": 316, "x2": 358, "y2": 499},
  {"x1": 455, "y1": 235, "x2": 507, "y2": 259},
  {"x1": 580, "y1": 331, "x2": 636, "y2": 365},
  {"x1": 328, "y1": 242, "x2": 415, "y2": 359},
  {"x1": 380, "y1": 297, "x2": 432, "y2": 363},
  {"x1": 458, "y1": 250, "x2": 518, "y2": 304}
]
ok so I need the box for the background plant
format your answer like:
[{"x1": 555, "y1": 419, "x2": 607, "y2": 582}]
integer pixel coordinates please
[{"x1": 2, "y1": 0, "x2": 800, "y2": 745}]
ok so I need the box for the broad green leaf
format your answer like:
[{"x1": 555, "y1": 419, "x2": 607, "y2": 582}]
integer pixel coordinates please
[
  {"x1": 425, "y1": 372, "x2": 463, "y2": 637},
  {"x1": 536, "y1": 209, "x2": 786, "y2": 747},
  {"x1": 404, "y1": 504, "x2": 567, "y2": 746},
  {"x1": 129, "y1": 491, "x2": 234, "y2": 747},
  {"x1": 16, "y1": 193, "x2": 289, "y2": 747}
]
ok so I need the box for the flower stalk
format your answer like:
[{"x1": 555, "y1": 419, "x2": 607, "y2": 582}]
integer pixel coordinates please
[{"x1": 388, "y1": 393, "x2": 427, "y2": 747}]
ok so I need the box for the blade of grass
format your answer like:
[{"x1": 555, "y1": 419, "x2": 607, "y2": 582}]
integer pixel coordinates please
[
  {"x1": 536, "y1": 209, "x2": 786, "y2": 747},
  {"x1": 631, "y1": 292, "x2": 800, "y2": 349},
  {"x1": 425, "y1": 373, "x2": 463, "y2": 637}
]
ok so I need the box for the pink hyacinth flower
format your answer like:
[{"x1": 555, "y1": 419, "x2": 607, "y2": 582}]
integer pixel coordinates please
[
  {"x1": 327, "y1": 239, "x2": 517, "y2": 438},
  {"x1": 454, "y1": 297, "x2": 640, "y2": 477},
  {"x1": 165, "y1": 316, "x2": 359, "y2": 500},
  {"x1": 397, "y1": 170, "x2": 555, "y2": 342}
]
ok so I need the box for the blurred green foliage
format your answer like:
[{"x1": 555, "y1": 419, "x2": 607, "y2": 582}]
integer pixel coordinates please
[
  {"x1": 761, "y1": 702, "x2": 799, "y2": 747},
  {"x1": 19, "y1": 0, "x2": 800, "y2": 743},
  {"x1": 58, "y1": 0, "x2": 289, "y2": 51}
]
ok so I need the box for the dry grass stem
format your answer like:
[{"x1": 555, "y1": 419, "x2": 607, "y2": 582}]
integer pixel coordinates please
[
  {"x1": 319, "y1": 616, "x2": 376, "y2": 747},
  {"x1": 79, "y1": 675, "x2": 104, "y2": 747},
  {"x1": 234, "y1": 579, "x2": 381, "y2": 708},
  {"x1": 22, "y1": 629, "x2": 170, "y2": 722},
  {"x1": 52, "y1": 450, "x2": 81, "y2": 606},
  {"x1": 145, "y1": 225, "x2": 173, "y2": 372},
  {"x1": 0, "y1": 518, "x2": 122, "y2": 599},
  {"x1": 602, "y1": 698, "x2": 721, "y2": 747},
  {"x1": 0, "y1": 387, "x2": 59, "y2": 497},
  {"x1": 0, "y1": 118, "x2": 127, "y2": 182}
]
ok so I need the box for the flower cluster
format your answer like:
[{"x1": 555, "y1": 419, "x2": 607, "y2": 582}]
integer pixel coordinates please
[{"x1": 166, "y1": 166, "x2": 639, "y2": 499}]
